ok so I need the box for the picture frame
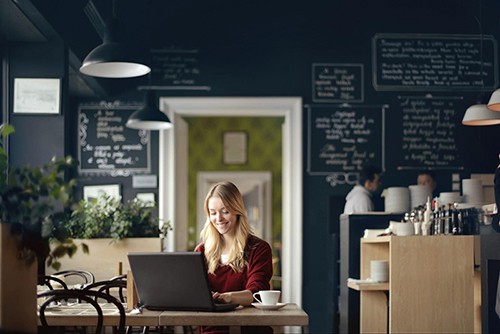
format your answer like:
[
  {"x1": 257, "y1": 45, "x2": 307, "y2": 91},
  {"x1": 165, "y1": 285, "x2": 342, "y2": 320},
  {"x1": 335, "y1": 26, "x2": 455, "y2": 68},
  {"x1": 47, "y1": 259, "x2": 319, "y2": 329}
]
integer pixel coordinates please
[
  {"x1": 13, "y1": 78, "x2": 61, "y2": 115},
  {"x1": 136, "y1": 192, "x2": 156, "y2": 207},
  {"x1": 83, "y1": 184, "x2": 121, "y2": 202},
  {"x1": 223, "y1": 131, "x2": 247, "y2": 165}
]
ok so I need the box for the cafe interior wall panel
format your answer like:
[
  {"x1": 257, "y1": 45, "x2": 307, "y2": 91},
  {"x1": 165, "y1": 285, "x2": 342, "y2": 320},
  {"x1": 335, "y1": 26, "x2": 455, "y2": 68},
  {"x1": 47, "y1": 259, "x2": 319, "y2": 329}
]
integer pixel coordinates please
[
  {"x1": 185, "y1": 116, "x2": 283, "y2": 252},
  {"x1": 8, "y1": 41, "x2": 66, "y2": 168}
]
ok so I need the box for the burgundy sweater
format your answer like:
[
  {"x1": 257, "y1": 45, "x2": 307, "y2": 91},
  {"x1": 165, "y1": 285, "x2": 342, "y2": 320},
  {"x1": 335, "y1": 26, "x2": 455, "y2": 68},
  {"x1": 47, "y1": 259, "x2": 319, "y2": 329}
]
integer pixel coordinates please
[{"x1": 195, "y1": 235, "x2": 274, "y2": 334}]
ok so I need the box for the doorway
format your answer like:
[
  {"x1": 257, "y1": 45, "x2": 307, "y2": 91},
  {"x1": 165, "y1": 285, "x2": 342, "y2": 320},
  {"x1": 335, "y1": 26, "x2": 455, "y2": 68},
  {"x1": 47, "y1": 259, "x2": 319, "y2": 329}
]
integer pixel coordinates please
[{"x1": 158, "y1": 97, "x2": 303, "y2": 307}]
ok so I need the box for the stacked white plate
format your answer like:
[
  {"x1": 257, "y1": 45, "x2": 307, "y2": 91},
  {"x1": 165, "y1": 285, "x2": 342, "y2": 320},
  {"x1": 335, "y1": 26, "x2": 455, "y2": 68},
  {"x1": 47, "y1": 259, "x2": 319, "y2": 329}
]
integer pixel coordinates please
[
  {"x1": 370, "y1": 260, "x2": 389, "y2": 282},
  {"x1": 439, "y1": 192, "x2": 461, "y2": 205},
  {"x1": 462, "y1": 178, "x2": 484, "y2": 204},
  {"x1": 382, "y1": 187, "x2": 410, "y2": 213},
  {"x1": 408, "y1": 185, "x2": 432, "y2": 209}
]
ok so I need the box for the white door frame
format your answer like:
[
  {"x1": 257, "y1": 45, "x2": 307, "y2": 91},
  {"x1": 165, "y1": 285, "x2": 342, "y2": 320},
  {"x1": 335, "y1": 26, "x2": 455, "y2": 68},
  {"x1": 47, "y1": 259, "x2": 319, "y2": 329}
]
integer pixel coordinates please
[{"x1": 158, "y1": 97, "x2": 303, "y2": 307}]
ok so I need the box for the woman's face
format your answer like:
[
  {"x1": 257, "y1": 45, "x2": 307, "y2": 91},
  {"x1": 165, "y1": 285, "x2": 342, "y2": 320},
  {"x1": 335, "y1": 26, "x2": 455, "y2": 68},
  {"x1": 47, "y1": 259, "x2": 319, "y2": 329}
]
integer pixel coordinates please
[{"x1": 208, "y1": 196, "x2": 238, "y2": 237}]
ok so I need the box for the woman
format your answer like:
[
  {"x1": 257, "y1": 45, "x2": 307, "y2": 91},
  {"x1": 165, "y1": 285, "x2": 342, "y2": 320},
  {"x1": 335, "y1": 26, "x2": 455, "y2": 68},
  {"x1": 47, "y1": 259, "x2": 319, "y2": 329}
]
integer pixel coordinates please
[{"x1": 195, "y1": 181, "x2": 273, "y2": 334}]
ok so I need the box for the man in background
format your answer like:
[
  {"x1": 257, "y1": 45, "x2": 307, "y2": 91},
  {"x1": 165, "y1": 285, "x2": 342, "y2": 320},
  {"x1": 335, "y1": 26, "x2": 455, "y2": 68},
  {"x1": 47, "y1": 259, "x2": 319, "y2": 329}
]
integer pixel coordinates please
[
  {"x1": 417, "y1": 170, "x2": 437, "y2": 197},
  {"x1": 343, "y1": 165, "x2": 382, "y2": 213}
]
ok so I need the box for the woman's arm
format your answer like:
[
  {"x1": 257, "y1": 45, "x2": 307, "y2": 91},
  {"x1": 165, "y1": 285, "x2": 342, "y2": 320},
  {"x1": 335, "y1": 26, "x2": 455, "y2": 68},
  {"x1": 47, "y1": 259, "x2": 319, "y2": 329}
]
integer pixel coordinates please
[{"x1": 212, "y1": 289, "x2": 253, "y2": 305}]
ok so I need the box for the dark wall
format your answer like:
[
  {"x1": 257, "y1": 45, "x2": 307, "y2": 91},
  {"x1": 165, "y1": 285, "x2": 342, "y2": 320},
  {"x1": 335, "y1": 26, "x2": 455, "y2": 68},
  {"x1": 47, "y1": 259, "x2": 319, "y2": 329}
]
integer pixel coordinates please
[
  {"x1": 142, "y1": 3, "x2": 500, "y2": 331},
  {"x1": 5, "y1": 1, "x2": 500, "y2": 333},
  {"x1": 7, "y1": 41, "x2": 66, "y2": 167}
]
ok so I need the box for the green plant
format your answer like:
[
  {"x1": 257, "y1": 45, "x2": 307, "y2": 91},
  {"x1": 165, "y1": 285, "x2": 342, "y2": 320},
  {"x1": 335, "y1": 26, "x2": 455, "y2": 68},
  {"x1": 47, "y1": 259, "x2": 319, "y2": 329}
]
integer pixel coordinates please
[
  {"x1": 67, "y1": 194, "x2": 172, "y2": 241},
  {"x1": 0, "y1": 124, "x2": 87, "y2": 270}
]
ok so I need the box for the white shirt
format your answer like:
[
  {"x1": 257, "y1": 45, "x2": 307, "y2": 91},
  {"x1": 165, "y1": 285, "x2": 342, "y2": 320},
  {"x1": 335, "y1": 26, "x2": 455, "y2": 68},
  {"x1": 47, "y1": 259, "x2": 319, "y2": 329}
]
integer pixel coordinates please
[{"x1": 343, "y1": 185, "x2": 374, "y2": 213}]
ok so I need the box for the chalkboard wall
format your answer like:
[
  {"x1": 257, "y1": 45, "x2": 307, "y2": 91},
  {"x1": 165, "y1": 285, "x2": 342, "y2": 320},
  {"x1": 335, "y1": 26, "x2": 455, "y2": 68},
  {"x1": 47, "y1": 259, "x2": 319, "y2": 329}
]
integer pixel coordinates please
[
  {"x1": 78, "y1": 102, "x2": 151, "y2": 176},
  {"x1": 94, "y1": 5, "x2": 500, "y2": 332},
  {"x1": 136, "y1": 3, "x2": 500, "y2": 331}
]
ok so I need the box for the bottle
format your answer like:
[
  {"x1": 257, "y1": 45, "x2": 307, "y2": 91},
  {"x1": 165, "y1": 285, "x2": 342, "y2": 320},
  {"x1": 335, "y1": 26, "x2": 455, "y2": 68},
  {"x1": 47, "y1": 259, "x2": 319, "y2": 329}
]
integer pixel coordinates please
[
  {"x1": 452, "y1": 203, "x2": 462, "y2": 235},
  {"x1": 433, "y1": 202, "x2": 441, "y2": 235},
  {"x1": 414, "y1": 208, "x2": 422, "y2": 235},
  {"x1": 462, "y1": 209, "x2": 470, "y2": 235},
  {"x1": 422, "y1": 197, "x2": 432, "y2": 236},
  {"x1": 444, "y1": 204, "x2": 451, "y2": 235}
]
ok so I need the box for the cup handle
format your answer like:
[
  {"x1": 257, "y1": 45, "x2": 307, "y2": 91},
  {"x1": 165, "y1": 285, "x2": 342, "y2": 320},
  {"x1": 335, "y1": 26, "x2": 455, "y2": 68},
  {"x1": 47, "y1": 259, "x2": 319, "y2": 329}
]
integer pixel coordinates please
[{"x1": 253, "y1": 292, "x2": 262, "y2": 303}]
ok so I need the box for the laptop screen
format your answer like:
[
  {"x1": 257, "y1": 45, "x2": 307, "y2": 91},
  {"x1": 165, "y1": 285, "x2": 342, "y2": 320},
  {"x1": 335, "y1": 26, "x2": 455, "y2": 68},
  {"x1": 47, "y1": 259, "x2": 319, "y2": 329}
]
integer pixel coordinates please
[{"x1": 127, "y1": 252, "x2": 237, "y2": 312}]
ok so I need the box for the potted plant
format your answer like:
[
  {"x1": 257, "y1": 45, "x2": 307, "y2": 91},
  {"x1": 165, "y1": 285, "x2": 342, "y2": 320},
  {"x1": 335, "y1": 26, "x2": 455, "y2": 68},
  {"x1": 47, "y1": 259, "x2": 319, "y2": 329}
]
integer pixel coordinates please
[
  {"x1": 0, "y1": 124, "x2": 85, "y2": 331},
  {"x1": 47, "y1": 193, "x2": 172, "y2": 281},
  {"x1": 0, "y1": 124, "x2": 85, "y2": 270},
  {"x1": 66, "y1": 194, "x2": 171, "y2": 241}
]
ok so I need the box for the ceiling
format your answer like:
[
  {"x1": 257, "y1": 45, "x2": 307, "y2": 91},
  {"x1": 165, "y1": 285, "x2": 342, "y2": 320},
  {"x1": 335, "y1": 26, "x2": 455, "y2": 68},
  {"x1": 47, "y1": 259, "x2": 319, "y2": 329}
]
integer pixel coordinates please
[
  {"x1": 2, "y1": 0, "x2": 498, "y2": 98},
  {"x1": 3, "y1": 0, "x2": 316, "y2": 98}
]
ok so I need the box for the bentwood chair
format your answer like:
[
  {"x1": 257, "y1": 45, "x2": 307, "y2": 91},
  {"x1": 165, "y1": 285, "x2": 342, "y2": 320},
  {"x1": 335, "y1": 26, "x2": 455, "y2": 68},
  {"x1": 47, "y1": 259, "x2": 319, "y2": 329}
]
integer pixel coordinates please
[
  {"x1": 38, "y1": 275, "x2": 69, "y2": 290},
  {"x1": 83, "y1": 278, "x2": 128, "y2": 303},
  {"x1": 53, "y1": 269, "x2": 96, "y2": 287},
  {"x1": 38, "y1": 289, "x2": 126, "y2": 334}
]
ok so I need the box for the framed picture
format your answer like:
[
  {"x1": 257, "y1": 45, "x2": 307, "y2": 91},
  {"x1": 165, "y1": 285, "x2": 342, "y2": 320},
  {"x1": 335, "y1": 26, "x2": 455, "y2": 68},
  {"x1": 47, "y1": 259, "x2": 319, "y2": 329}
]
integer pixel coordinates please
[
  {"x1": 83, "y1": 184, "x2": 121, "y2": 202},
  {"x1": 13, "y1": 78, "x2": 61, "y2": 114},
  {"x1": 136, "y1": 192, "x2": 155, "y2": 207},
  {"x1": 223, "y1": 132, "x2": 247, "y2": 165}
]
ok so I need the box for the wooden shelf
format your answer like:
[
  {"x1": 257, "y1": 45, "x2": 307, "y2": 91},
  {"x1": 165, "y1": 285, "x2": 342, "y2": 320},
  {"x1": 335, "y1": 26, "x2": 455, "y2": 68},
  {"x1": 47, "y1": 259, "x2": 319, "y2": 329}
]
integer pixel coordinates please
[
  {"x1": 356, "y1": 235, "x2": 477, "y2": 333},
  {"x1": 360, "y1": 236, "x2": 391, "y2": 243},
  {"x1": 347, "y1": 281, "x2": 389, "y2": 291}
]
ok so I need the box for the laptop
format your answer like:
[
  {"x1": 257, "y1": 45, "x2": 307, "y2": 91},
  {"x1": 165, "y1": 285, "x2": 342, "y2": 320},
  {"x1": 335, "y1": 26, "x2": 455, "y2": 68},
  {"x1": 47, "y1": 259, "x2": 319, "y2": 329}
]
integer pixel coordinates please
[{"x1": 127, "y1": 252, "x2": 239, "y2": 312}]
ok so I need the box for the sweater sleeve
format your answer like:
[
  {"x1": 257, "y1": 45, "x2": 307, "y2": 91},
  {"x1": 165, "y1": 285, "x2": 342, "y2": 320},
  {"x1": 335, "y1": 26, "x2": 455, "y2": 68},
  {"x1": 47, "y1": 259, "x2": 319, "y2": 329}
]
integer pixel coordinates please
[{"x1": 245, "y1": 240, "x2": 273, "y2": 293}]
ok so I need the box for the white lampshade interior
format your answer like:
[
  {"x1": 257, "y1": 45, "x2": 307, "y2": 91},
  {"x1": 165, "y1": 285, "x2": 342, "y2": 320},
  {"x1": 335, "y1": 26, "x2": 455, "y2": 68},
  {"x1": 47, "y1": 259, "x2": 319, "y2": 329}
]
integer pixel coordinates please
[{"x1": 462, "y1": 104, "x2": 500, "y2": 126}]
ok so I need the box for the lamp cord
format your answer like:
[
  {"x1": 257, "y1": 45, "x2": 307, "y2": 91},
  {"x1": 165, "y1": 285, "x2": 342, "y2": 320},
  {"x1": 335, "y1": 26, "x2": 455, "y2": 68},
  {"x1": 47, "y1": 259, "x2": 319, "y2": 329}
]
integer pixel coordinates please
[
  {"x1": 474, "y1": 0, "x2": 485, "y2": 102},
  {"x1": 112, "y1": 0, "x2": 117, "y2": 19}
]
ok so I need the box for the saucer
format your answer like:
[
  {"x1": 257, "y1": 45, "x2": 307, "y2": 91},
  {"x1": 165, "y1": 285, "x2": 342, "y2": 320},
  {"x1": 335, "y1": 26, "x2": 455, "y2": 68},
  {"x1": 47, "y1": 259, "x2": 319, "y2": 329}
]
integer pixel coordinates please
[{"x1": 251, "y1": 302, "x2": 287, "y2": 310}]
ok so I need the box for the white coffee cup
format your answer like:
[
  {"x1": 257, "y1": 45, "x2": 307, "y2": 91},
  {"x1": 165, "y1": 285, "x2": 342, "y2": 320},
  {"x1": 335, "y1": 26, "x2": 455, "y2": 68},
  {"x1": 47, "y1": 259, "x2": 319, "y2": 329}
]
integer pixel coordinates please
[
  {"x1": 370, "y1": 260, "x2": 389, "y2": 282},
  {"x1": 253, "y1": 290, "x2": 281, "y2": 305},
  {"x1": 394, "y1": 222, "x2": 414, "y2": 236}
]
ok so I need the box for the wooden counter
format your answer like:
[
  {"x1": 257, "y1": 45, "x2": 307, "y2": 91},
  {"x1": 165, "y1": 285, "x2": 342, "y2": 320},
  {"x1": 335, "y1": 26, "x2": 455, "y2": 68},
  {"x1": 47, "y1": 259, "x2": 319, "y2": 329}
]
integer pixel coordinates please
[{"x1": 351, "y1": 235, "x2": 479, "y2": 333}]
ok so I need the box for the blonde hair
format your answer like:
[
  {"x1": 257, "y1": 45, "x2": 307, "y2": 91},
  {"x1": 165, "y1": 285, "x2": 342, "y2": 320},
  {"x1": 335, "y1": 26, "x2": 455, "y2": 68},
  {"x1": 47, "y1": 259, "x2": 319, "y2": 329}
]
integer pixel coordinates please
[{"x1": 199, "y1": 181, "x2": 252, "y2": 274}]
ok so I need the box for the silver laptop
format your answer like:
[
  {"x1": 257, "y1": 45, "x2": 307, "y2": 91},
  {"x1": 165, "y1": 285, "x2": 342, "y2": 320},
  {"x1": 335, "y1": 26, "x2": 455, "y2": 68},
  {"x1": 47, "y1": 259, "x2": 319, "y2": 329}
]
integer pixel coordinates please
[{"x1": 127, "y1": 252, "x2": 238, "y2": 312}]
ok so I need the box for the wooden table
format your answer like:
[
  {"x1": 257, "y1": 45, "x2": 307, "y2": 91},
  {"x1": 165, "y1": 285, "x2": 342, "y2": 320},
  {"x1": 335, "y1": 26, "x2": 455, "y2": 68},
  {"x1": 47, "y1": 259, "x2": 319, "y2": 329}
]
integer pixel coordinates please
[
  {"x1": 38, "y1": 303, "x2": 309, "y2": 332},
  {"x1": 38, "y1": 302, "x2": 161, "y2": 327},
  {"x1": 159, "y1": 303, "x2": 308, "y2": 328}
]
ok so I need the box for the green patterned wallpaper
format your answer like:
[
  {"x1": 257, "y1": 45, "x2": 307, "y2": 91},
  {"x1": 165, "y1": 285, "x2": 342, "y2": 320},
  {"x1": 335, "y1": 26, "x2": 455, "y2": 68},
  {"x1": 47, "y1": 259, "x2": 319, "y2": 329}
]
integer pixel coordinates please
[{"x1": 186, "y1": 116, "x2": 284, "y2": 252}]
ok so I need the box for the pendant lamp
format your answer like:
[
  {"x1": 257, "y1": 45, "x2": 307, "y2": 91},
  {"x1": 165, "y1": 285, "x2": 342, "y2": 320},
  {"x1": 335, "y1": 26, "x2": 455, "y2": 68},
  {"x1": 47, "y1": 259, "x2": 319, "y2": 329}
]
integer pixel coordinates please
[
  {"x1": 126, "y1": 90, "x2": 173, "y2": 130},
  {"x1": 487, "y1": 88, "x2": 500, "y2": 111},
  {"x1": 462, "y1": 104, "x2": 500, "y2": 126},
  {"x1": 80, "y1": 18, "x2": 150, "y2": 78}
]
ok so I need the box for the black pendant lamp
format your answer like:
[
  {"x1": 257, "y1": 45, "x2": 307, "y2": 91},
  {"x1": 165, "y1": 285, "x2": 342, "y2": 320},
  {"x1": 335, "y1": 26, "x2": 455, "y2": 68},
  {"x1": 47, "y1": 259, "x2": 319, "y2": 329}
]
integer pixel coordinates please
[
  {"x1": 80, "y1": 14, "x2": 150, "y2": 78},
  {"x1": 126, "y1": 90, "x2": 173, "y2": 130}
]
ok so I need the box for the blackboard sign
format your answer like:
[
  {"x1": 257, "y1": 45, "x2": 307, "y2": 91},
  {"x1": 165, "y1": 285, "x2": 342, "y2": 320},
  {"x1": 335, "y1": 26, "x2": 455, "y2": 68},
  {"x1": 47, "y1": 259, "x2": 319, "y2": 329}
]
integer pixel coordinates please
[
  {"x1": 307, "y1": 105, "x2": 385, "y2": 180},
  {"x1": 396, "y1": 95, "x2": 463, "y2": 170},
  {"x1": 78, "y1": 102, "x2": 151, "y2": 176},
  {"x1": 148, "y1": 47, "x2": 211, "y2": 91},
  {"x1": 312, "y1": 63, "x2": 364, "y2": 103},
  {"x1": 373, "y1": 33, "x2": 498, "y2": 91}
]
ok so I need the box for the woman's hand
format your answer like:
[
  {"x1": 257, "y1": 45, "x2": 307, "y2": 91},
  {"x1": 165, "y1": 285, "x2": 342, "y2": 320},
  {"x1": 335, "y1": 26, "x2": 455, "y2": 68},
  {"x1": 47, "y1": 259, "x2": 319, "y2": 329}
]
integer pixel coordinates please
[
  {"x1": 212, "y1": 291, "x2": 232, "y2": 304},
  {"x1": 212, "y1": 289, "x2": 254, "y2": 306}
]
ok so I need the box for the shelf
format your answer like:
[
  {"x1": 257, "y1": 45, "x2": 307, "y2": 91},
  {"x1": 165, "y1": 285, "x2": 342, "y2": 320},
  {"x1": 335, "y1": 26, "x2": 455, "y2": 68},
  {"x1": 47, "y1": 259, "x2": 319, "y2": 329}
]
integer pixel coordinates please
[
  {"x1": 348, "y1": 281, "x2": 389, "y2": 291},
  {"x1": 361, "y1": 236, "x2": 391, "y2": 243}
]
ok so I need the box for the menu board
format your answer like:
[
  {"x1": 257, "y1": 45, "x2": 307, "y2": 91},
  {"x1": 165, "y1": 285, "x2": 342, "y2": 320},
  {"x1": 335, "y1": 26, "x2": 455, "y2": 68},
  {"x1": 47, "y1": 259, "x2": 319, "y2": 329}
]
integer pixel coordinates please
[
  {"x1": 149, "y1": 47, "x2": 210, "y2": 90},
  {"x1": 373, "y1": 33, "x2": 498, "y2": 91},
  {"x1": 78, "y1": 102, "x2": 151, "y2": 176},
  {"x1": 307, "y1": 105, "x2": 385, "y2": 178},
  {"x1": 312, "y1": 63, "x2": 364, "y2": 103},
  {"x1": 396, "y1": 95, "x2": 463, "y2": 170}
]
